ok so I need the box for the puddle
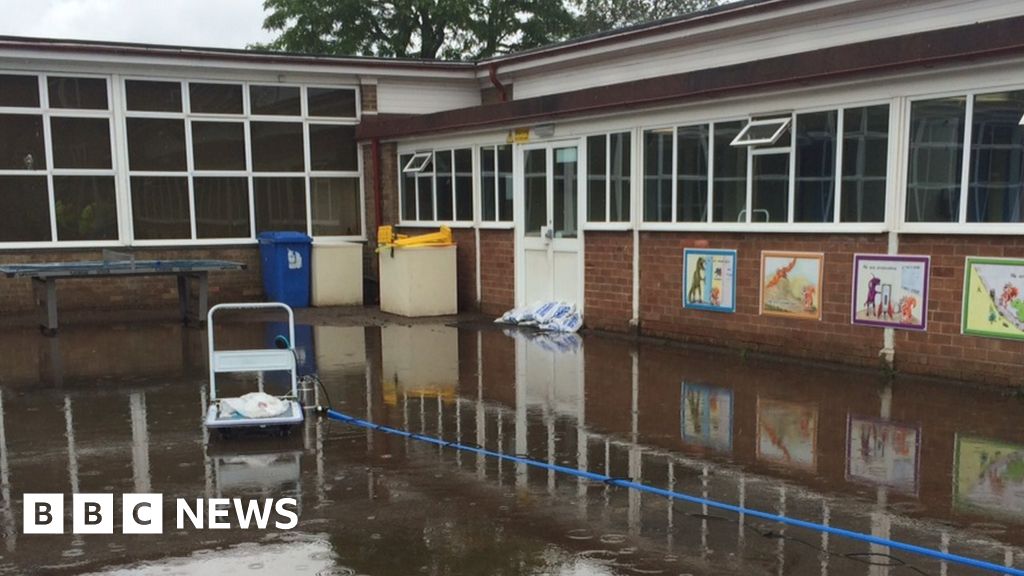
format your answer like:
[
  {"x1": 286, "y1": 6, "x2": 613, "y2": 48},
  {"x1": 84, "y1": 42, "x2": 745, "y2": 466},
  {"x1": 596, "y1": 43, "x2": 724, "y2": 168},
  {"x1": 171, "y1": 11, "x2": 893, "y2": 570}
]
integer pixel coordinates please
[{"x1": 0, "y1": 319, "x2": 1020, "y2": 575}]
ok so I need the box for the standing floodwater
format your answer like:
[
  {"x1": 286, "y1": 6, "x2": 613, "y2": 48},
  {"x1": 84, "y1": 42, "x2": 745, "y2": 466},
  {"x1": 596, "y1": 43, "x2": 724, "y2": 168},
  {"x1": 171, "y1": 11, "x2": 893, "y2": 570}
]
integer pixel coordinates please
[{"x1": 0, "y1": 317, "x2": 1021, "y2": 575}]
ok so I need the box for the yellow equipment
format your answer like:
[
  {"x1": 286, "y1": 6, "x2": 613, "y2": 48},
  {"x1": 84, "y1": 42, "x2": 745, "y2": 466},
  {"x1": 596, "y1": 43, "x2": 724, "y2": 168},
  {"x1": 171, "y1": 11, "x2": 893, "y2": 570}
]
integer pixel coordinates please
[{"x1": 377, "y1": 225, "x2": 453, "y2": 251}]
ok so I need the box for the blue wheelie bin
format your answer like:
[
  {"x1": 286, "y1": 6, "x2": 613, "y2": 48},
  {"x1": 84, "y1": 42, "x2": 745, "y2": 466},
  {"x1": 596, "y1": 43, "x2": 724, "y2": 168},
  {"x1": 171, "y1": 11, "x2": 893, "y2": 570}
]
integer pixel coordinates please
[{"x1": 257, "y1": 231, "x2": 313, "y2": 308}]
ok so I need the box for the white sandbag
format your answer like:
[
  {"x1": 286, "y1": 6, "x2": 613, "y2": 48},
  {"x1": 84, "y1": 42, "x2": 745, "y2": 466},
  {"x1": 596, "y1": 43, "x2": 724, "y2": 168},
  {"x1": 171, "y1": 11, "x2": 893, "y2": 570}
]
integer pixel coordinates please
[{"x1": 220, "y1": 392, "x2": 289, "y2": 419}]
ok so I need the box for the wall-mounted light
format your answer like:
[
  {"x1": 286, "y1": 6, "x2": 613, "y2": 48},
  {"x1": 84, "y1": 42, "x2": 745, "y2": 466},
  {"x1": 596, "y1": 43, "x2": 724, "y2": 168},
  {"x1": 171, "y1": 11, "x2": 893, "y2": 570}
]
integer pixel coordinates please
[{"x1": 532, "y1": 124, "x2": 555, "y2": 139}]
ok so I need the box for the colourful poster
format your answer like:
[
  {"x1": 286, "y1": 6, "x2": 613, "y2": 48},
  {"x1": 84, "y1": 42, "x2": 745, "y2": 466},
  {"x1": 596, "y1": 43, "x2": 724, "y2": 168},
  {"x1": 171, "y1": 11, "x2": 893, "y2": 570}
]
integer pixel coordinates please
[
  {"x1": 756, "y1": 398, "x2": 818, "y2": 471},
  {"x1": 954, "y1": 435, "x2": 1024, "y2": 520},
  {"x1": 683, "y1": 249, "x2": 737, "y2": 313},
  {"x1": 680, "y1": 383, "x2": 733, "y2": 452},
  {"x1": 851, "y1": 254, "x2": 930, "y2": 331},
  {"x1": 760, "y1": 251, "x2": 824, "y2": 320},
  {"x1": 846, "y1": 416, "x2": 920, "y2": 493},
  {"x1": 962, "y1": 257, "x2": 1024, "y2": 341}
]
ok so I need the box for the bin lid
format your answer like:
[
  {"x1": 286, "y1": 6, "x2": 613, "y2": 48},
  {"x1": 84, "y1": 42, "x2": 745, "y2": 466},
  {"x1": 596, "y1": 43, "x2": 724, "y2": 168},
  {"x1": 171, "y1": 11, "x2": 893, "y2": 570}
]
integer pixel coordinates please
[{"x1": 257, "y1": 231, "x2": 312, "y2": 244}]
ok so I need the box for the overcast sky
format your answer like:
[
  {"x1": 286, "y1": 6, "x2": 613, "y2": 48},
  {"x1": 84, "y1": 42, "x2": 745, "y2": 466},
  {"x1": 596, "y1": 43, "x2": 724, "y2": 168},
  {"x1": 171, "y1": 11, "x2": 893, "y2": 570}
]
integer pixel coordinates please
[{"x1": 0, "y1": 0, "x2": 276, "y2": 49}]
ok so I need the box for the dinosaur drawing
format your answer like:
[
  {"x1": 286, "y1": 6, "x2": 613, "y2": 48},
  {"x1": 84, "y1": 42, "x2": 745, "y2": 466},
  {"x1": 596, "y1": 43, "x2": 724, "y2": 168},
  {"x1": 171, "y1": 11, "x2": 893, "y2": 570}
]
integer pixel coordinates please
[
  {"x1": 688, "y1": 257, "x2": 706, "y2": 304},
  {"x1": 864, "y1": 275, "x2": 881, "y2": 317},
  {"x1": 766, "y1": 257, "x2": 798, "y2": 290}
]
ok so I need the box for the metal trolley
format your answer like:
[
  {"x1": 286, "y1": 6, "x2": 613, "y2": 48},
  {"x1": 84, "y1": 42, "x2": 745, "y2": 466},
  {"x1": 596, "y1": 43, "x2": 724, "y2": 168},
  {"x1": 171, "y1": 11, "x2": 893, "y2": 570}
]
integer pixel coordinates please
[{"x1": 205, "y1": 302, "x2": 305, "y2": 435}]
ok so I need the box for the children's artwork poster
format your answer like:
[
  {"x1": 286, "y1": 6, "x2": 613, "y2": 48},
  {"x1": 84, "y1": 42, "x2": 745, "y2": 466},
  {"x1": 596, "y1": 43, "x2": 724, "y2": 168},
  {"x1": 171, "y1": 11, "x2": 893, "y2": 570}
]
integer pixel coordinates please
[
  {"x1": 953, "y1": 435, "x2": 1024, "y2": 520},
  {"x1": 851, "y1": 254, "x2": 930, "y2": 331},
  {"x1": 680, "y1": 383, "x2": 733, "y2": 452},
  {"x1": 760, "y1": 251, "x2": 824, "y2": 321},
  {"x1": 961, "y1": 257, "x2": 1024, "y2": 341},
  {"x1": 846, "y1": 416, "x2": 921, "y2": 493},
  {"x1": 683, "y1": 249, "x2": 737, "y2": 313},
  {"x1": 756, "y1": 398, "x2": 818, "y2": 471}
]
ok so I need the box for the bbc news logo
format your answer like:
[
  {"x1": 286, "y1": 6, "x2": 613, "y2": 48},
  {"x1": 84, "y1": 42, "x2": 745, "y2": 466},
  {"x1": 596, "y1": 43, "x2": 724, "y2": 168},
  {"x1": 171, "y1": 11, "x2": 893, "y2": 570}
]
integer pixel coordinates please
[{"x1": 23, "y1": 494, "x2": 298, "y2": 534}]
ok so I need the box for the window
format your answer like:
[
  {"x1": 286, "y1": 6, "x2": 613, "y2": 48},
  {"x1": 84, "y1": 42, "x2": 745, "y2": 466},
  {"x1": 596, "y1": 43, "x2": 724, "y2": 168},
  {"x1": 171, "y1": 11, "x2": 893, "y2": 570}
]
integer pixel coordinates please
[
  {"x1": 731, "y1": 117, "x2": 791, "y2": 147},
  {"x1": 906, "y1": 90, "x2": 1024, "y2": 225},
  {"x1": 480, "y1": 145, "x2": 513, "y2": 222},
  {"x1": 398, "y1": 149, "x2": 473, "y2": 223},
  {"x1": 0, "y1": 73, "x2": 117, "y2": 244},
  {"x1": 123, "y1": 79, "x2": 362, "y2": 241},
  {"x1": 906, "y1": 97, "x2": 965, "y2": 223},
  {"x1": 713, "y1": 121, "x2": 747, "y2": 222},
  {"x1": 586, "y1": 132, "x2": 631, "y2": 223},
  {"x1": 677, "y1": 126, "x2": 708, "y2": 222},
  {"x1": 643, "y1": 106, "x2": 888, "y2": 225},
  {"x1": 842, "y1": 105, "x2": 888, "y2": 222},
  {"x1": 794, "y1": 111, "x2": 837, "y2": 223},
  {"x1": 969, "y1": 90, "x2": 1024, "y2": 223},
  {"x1": 403, "y1": 152, "x2": 432, "y2": 173}
]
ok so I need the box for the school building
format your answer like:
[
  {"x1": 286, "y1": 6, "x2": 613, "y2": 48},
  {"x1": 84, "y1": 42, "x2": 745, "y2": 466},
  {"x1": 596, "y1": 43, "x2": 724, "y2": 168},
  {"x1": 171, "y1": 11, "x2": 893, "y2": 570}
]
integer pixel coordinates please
[{"x1": 1, "y1": 0, "x2": 1023, "y2": 385}]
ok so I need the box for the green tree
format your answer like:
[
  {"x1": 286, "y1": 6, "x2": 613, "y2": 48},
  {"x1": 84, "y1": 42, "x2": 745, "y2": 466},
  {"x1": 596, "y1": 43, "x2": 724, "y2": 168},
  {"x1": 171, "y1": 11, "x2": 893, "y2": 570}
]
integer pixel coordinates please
[
  {"x1": 255, "y1": 0, "x2": 578, "y2": 60},
  {"x1": 573, "y1": 0, "x2": 719, "y2": 34}
]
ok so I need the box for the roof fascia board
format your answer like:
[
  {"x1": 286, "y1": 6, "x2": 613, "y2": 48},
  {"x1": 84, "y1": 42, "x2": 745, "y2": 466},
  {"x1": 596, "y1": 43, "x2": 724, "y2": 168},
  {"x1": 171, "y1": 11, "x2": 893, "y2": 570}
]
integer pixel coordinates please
[
  {"x1": 474, "y1": 0, "x2": 841, "y2": 77},
  {"x1": 0, "y1": 40, "x2": 476, "y2": 81},
  {"x1": 361, "y1": 15, "x2": 1024, "y2": 140}
]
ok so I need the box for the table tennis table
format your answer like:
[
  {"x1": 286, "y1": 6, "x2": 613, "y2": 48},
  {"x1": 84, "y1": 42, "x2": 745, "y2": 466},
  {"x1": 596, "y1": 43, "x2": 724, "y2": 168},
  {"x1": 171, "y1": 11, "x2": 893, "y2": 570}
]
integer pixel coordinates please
[{"x1": 0, "y1": 251, "x2": 246, "y2": 336}]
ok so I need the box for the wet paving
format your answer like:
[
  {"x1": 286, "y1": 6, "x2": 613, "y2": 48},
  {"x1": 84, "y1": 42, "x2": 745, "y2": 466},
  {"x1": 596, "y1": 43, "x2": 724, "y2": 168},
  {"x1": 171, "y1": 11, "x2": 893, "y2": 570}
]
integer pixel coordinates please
[{"x1": 0, "y1": 316, "x2": 1022, "y2": 575}]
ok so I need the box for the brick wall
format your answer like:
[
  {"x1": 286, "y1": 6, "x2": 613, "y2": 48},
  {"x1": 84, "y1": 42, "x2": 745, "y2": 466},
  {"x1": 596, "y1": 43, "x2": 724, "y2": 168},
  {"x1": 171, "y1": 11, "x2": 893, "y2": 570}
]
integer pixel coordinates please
[
  {"x1": 636, "y1": 232, "x2": 889, "y2": 368},
  {"x1": 360, "y1": 84, "x2": 378, "y2": 113},
  {"x1": 894, "y1": 234, "x2": 1024, "y2": 385},
  {"x1": 0, "y1": 246, "x2": 261, "y2": 315},
  {"x1": 479, "y1": 229, "x2": 514, "y2": 316},
  {"x1": 584, "y1": 231, "x2": 633, "y2": 332}
]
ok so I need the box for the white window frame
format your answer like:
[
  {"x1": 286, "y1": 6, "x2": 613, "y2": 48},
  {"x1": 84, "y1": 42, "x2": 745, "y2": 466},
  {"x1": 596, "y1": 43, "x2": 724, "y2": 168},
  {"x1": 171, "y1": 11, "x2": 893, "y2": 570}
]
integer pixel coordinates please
[
  {"x1": 477, "y1": 144, "x2": 515, "y2": 229},
  {"x1": 583, "y1": 130, "x2": 634, "y2": 230},
  {"x1": 402, "y1": 152, "x2": 432, "y2": 174},
  {"x1": 637, "y1": 101, "x2": 893, "y2": 233},
  {"x1": 122, "y1": 76, "x2": 364, "y2": 247},
  {"x1": 731, "y1": 117, "x2": 792, "y2": 147},
  {"x1": 0, "y1": 71, "x2": 122, "y2": 249},
  {"x1": 900, "y1": 86, "x2": 1024, "y2": 234},
  {"x1": 396, "y1": 148, "x2": 476, "y2": 227}
]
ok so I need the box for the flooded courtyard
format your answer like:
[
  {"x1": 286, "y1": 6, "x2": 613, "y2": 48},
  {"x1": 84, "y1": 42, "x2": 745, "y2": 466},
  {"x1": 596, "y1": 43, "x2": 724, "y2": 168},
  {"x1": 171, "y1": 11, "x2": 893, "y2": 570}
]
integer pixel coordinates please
[{"x1": 0, "y1": 315, "x2": 1022, "y2": 575}]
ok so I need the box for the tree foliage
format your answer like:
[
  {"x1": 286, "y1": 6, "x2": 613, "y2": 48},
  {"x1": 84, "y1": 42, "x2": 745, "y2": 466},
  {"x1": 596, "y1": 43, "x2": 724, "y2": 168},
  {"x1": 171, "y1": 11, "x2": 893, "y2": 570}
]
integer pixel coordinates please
[
  {"x1": 254, "y1": 0, "x2": 719, "y2": 60},
  {"x1": 574, "y1": 0, "x2": 720, "y2": 34}
]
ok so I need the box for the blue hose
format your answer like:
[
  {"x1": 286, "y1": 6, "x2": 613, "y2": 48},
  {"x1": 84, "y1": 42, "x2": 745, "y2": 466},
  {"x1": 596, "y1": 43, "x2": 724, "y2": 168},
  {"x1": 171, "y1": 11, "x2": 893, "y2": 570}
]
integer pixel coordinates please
[{"x1": 323, "y1": 408, "x2": 1022, "y2": 576}]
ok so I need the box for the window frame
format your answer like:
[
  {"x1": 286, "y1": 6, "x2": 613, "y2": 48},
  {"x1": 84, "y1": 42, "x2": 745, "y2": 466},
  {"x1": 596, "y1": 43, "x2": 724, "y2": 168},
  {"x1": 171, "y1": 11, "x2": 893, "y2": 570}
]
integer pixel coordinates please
[
  {"x1": 396, "y1": 148, "x2": 476, "y2": 228},
  {"x1": 121, "y1": 76, "x2": 364, "y2": 247},
  {"x1": 637, "y1": 100, "x2": 893, "y2": 233},
  {"x1": 900, "y1": 86, "x2": 1024, "y2": 234},
  {"x1": 0, "y1": 71, "x2": 121, "y2": 248},
  {"x1": 583, "y1": 130, "x2": 634, "y2": 230},
  {"x1": 731, "y1": 117, "x2": 792, "y2": 147},
  {"x1": 477, "y1": 144, "x2": 515, "y2": 229}
]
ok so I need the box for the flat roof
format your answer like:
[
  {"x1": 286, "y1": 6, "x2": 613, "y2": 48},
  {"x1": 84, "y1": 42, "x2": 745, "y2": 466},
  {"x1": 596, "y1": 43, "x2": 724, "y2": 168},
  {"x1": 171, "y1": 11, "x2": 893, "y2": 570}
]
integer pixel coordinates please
[
  {"x1": 0, "y1": 35, "x2": 475, "y2": 72},
  {"x1": 0, "y1": 0, "x2": 790, "y2": 72}
]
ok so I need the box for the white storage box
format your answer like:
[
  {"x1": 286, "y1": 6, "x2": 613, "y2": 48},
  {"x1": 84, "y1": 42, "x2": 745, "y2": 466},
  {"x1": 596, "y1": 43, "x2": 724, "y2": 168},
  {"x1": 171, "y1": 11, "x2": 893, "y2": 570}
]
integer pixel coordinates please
[
  {"x1": 311, "y1": 240, "x2": 364, "y2": 306},
  {"x1": 378, "y1": 244, "x2": 457, "y2": 317}
]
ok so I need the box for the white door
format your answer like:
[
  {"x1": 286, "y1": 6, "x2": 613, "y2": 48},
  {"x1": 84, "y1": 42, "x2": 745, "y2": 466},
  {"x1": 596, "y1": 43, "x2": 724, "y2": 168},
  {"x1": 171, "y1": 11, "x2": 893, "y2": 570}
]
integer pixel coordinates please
[{"x1": 517, "y1": 141, "x2": 584, "y2": 309}]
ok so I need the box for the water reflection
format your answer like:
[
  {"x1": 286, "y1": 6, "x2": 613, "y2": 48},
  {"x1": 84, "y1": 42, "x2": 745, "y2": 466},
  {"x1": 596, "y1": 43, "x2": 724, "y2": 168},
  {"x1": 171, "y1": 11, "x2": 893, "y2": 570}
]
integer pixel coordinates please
[{"x1": 0, "y1": 320, "x2": 1022, "y2": 575}]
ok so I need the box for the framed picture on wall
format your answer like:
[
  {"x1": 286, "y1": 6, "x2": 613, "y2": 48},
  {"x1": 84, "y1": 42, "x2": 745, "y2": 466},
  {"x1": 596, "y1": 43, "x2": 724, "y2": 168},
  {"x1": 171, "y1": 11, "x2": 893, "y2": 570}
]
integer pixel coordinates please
[
  {"x1": 759, "y1": 251, "x2": 824, "y2": 320},
  {"x1": 683, "y1": 248, "x2": 737, "y2": 313},
  {"x1": 962, "y1": 256, "x2": 1024, "y2": 341},
  {"x1": 851, "y1": 254, "x2": 930, "y2": 331}
]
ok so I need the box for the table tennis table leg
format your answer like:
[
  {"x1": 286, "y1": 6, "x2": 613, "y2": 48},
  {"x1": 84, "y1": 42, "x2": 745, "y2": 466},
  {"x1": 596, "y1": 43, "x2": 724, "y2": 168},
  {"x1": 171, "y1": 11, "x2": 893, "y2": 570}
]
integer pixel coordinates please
[
  {"x1": 195, "y1": 273, "x2": 209, "y2": 326},
  {"x1": 32, "y1": 278, "x2": 58, "y2": 336},
  {"x1": 177, "y1": 275, "x2": 190, "y2": 324},
  {"x1": 179, "y1": 273, "x2": 209, "y2": 326}
]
